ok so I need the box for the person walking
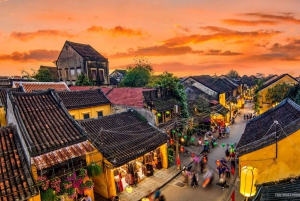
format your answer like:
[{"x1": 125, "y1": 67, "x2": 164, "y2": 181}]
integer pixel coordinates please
[{"x1": 191, "y1": 171, "x2": 198, "y2": 187}]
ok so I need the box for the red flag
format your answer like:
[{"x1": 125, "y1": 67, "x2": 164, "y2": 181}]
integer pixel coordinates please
[
  {"x1": 231, "y1": 189, "x2": 235, "y2": 201},
  {"x1": 231, "y1": 165, "x2": 235, "y2": 175},
  {"x1": 177, "y1": 157, "x2": 181, "y2": 165}
]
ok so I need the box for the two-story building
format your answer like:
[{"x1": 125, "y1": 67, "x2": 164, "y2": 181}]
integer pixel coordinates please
[
  {"x1": 56, "y1": 41, "x2": 110, "y2": 86},
  {"x1": 236, "y1": 98, "x2": 300, "y2": 200},
  {"x1": 56, "y1": 89, "x2": 111, "y2": 120},
  {"x1": 257, "y1": 74, "x2": 298, "y2": 114}
]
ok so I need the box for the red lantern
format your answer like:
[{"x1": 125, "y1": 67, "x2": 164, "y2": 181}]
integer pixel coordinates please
[
  {"x1": 170, "y1": 139, "x2": 174, "y2": 145},
  {"x1": 216, "y1": 160, "x2": 220, "y2": 166},
  {"x1": 180, "y1": 146, "x2": 184, "y2": 153},
  {"x1": 191, "y1": 152, "x2": 195, "y2": 157}
]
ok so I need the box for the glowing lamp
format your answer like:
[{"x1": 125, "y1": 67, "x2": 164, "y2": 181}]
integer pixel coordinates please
[
  {"x1": 157, "y1": 113, "x2": 161, "y2": 117},
  {"x1": 240, "y1": 166, "x2": 258, "y2": 197},
  {"x1": 180, "y1": 137, "x2": 185, "y2": 143},
  {"x1": 215, "y1": 160, "x2": 220, "y2": 166},
  {"x1": 142, "y1": 198, "x2": 149, "y2": 201},
  {"x1": 180, "y1": 146, "x2": 184, "y2": 153},
  {"x1": 170, "y1": 139, "x2": 174, "y2": 145},
  {"x1": 166, "y1": 111, "x2": 170, "y2": 115},
  {"x1": 191, "y1": 152, "x2": 195, "y2": 157},
  {"x1": 172, "y1": 130, "x2": 175, "y2": 134},
  {"x1": 126, "y1": 186, "x2": 133, "y2": 193}
]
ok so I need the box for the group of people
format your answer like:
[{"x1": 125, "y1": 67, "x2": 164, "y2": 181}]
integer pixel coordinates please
[{"x1": 244, "y1": 113, "x2": 256, "y2": 121}]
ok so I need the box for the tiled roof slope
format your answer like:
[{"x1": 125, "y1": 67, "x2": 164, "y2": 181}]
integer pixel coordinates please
[
  {"x1": 186, "y1": 86, "x2": 216, "y2": 101},
  {"x1": 0, "y1": 124, "x2": 39, "y2": 200},
  {"x1": 258, "y1": 74, "x2": 298, "y2": 92},
  {"x1": 68, "y1": 86, "x2": 113, "y2": 94},
  {"x1": 106, "y1": 88, "x2": 153, "y2": 108},
  {"x1": 110, "y1": 77, "x2": 119, "y2": 85},
  {"x1": 9, "y1": 90, "x2": 88, "y2": 156},
  {"x1": 13, "y1": 81, "x2": 70, "y2": 92},
  {"x1": 237, "y1": 98, "x2": 300, "y2": 156},
  {"x1": 79, "y1": 110, "x2": 168, "y2": 167},
  {"x1": 67, "y1": 41, "x2": 106, "y2": 61},
  {"x1": 256, "y1": 177, "x2": 300, "y2": 201},
  {"x1": 212, "y1": 78, "x2": 233, "y2": 93},
  {"x1": 57, "y1": 89, "x2": 111, "y2": 109},
  {"x1": 111, "y1": 69, "x2": 127, "y2": 76},
  {"x1": 0, "y1": 88, "x2": 21, "y2": 108},
  {"x1": 152, "y1": 98, "x2": 181, "y2": 112},
  {"x1": 189, "y1": 76, "x2": 225, "y2": 93}
]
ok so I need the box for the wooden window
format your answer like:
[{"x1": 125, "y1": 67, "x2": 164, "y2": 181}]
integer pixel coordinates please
[
  {"x1": 83, "y1": 113, "x2": 90, "y2": 119},
  {"x1": 97, "y1": 111, "x2": 103, "y2": 117},
  {"x1": 70, "y1": 68, "x2": 75, "y2": 76},
  {"x1": 91, "y1": 69, "x2": 97, "y2": 80},
  {"x1": 77, "y1": 68, "x2": 81, "y2": 75},
  {"x1": 99, "y1": 69, "x2": 104, "y2": 81},
  {"x1": 65, "y1": 70, "x2": 69, "y2": 80}
]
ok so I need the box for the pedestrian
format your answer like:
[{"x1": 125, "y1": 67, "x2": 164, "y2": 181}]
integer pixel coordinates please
[
  {"x1": 158, "y1": 194, "x2": 166, "y2": 201},
  {"x1": 134, "y1": 171, "x2": 140, "y2": 186},
  {"x1": 154, "y1": 188, "x2": 161, "y2": 200},
  {"x1": 218, "y1": 126, "x2": 222, "y2": 139},
  {"x1": 244, "y1": 114, "x2": 246, "y2": 120},
  {"x1": 230, "y1": 150, "x2": 236, "y2": 169},
  {"x1": 182, "y1": 169, "x2": 189, "y2": 185},
  {"x1": 198, "y1": 137, "x2": 203, "y2": 146},
  {"x1": 191, "y1": 171, "x2": 198, "y2": 187}
]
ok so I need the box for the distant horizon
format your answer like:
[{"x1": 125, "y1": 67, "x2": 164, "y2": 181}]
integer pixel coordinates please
[{"x1": 1, "y1": 0, "x2": 300, "y2": 77}]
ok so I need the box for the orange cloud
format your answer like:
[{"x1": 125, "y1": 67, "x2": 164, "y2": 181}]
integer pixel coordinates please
[
  {"x1": 174, "y1": 24, "x2": 190, "y2": 32},
  {"x1": 0, "y1": 49, "x2": 59, "y2": 62},
  {"x1": 162, "y1": 26, "x2": 281, "y2": 47},
  {"x1": 223, "y1": 19, "x2": 278, "y2": 26},
  {"x1": 244, "y1": 13, "x2": 300, "y2": 24},
  {"x1": 205, "y1": 49, "x2": 243, "y2": 56},
  {"x1": 10, "y1": 30, "x2": 76, "y2": 41},
  {"x1": 87, "y1": 25, "x2": 147, "y2": 37}
]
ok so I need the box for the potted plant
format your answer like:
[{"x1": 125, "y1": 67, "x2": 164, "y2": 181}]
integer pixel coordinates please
[
  {"x1": 78, "y1": 168, "x2": 87, "y2": 179},
  {"x1": 37, "y1": 176, "x2": 50, "y2": 191},
  {"x1": 66, "y1": 187, "x2": 76, "y2": 199},
  {"x1": 50, "y1": 177, "x2": 61, "y2": 193},
  {"x1": 41, "y1": 188, "x2": 57, "y2": 201},
  {"x1": 85, "y1": 180, "x2": 94, "y2": 190},
  {"x1": 86, "y1": 162, "x2": 102, "y2": 178}
]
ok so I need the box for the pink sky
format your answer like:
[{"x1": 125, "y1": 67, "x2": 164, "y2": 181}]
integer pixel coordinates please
[{"x1": 1, "y1": 0, "x2": 300, "y2": 77}]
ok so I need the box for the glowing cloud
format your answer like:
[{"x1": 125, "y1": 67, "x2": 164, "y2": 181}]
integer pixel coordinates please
[
  {"x1": 10, "y1": 30, "x2": 76, "y2": 41},
  {"x1": 244, "y1": 13, "x2": 300, "y2": 24},
  {"x1": 87, "y1": 25, "x2": 147, "y2": 37},
  {"x1": 223, "y1": 19, "x2": 279, "y2": 26},
  {"x1": 0, "y1": 49, "x2": 60, "y2": 62}
]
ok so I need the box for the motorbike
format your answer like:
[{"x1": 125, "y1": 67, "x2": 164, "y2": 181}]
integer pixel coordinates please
[{"x1": 202, "y1": 169, "x2": 214, "y2": 188}]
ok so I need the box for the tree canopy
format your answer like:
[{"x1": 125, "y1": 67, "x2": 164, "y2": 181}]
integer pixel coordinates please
[
  {"x1": 75, "y1": 73, "x2": 92, "y2": 86},
  {"x1": 22, "y1": 68, "x2": 53, "y2": 82},
  {"x1": 266, "y1": 83, "x2": 293, "y2": 104},
  {"x1": 119, "y1": 58, "x2": 153, "y2": 87},
  {"x1": 226, "y1": 70, "x2": 239, "y2": 79}
]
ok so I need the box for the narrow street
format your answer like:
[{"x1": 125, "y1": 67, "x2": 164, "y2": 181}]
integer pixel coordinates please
[{"x1": 159, "y1": 102, "x2": 254, "y2": 201}]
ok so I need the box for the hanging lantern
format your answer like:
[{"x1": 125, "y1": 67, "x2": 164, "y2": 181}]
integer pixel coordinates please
[
  {"x1": 190, "y1": 137, "x2": 195, "y2": 143},
  {"x1": 172, "y1": 130, "x2": 175, "y2": 134},
  {"x1": 180, "y1": 137, "x2": 185, "y2": 143},
  {"x1": 240, "y1": 166, "x2": 258, "y2": 197},
  {"x1": 230, "y1": 143, "x2": 234, "y2": 148},
  {"x1": 183, "y1": 135, "x2": 187, "y2": 140},
  {"x1": 126, "y1": 186, "x2": 133, "y2": 193},
  {"x1": 170, "y1": 138, "x2": 174, "y2": 145},
  {"x1": 180, "y1": 146, "x2": 184, "y2": 153},
  {"x1": 166, "y1": 111, "x2": 170, "y2": 115},
  {"x1": 221, "y1": 143, "x2": 225, "y2": 148},
  {"x1": 142, "y1": 198, "x2": 150, "y2": 201},
  {"x1": 205, "y1": 141, "x2": 209, "y2": 146},
  {"x1": 213, "y1": 142, "x2": 217, "y2": 147},
  {"x1": 230, "y1": 148, "x2": 235, "y2": 153},
  {"x1": 178, "y1": 133, "x2": 182, "y2": 137},
  {"x1": 203, "y1": 156, "x2": 207, "y2": 163},
  {"x1": 157, "y1": 113, "x2": 161, "y2": 117},
  {"x1": 191, "y1": 152, "x2": 195, "y2": 157}
]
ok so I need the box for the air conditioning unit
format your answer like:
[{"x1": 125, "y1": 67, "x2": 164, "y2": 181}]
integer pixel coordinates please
[{"x1": 174, "y1": 105, "x2": 178, "y2": 113}]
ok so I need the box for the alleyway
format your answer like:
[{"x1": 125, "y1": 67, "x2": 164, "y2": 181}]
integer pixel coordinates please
[{"x1": 96, "y1": 102, "x2": 254, "y2": 201}]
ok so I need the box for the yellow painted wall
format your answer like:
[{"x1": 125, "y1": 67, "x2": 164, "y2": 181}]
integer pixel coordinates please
[
  {"x1": 0, "y1": 107, "x2": 7, "y2": 126},
  {"x1": 69, "y1": 104, "x2": 111, "y2": 120},
  {"x1": 29, "y1": 164, "x2": 41, "y2": 201},
  {"x1": 239, "y1": 129, "x2": 300, "y2": 185},
  {"x1": 160, "y1": 143, "x2": 168, "y2": 169},
  {"x1": 258, "y1": 75, "x2": 298, "y2": 113},
  {"x1": 219, "y1": 93, "x2": 226, "y2": 107}
]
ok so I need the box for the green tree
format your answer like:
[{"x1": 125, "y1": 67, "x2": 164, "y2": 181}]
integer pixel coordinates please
[
  {"x1": 148, "y1": 71, "x2": 189, "y2": 118},
  {"x1": 226, "y1": 70, "x2": 239, "y2": 79},
  {"x1": 75, "y1": 73, "x2": 92, "y2": 86},
  {"x1": 119, "y1": 58, "x2": 153, "y2": 87},
  {"x1": 266, "y1": 83, "x2": 293, "y2": 105},
  {"x1": 287, "y1": 83, "x2": 300, "y2": 105},
  {"x1": 21, "y1": 68, "x2": 53, "y2": 82}
]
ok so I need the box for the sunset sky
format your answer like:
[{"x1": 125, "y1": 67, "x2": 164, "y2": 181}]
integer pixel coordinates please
[{"x1": 1, "y1": 0, "x2": 300, "y2": 77}]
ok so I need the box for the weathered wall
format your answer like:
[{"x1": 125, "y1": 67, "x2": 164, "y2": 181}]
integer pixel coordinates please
[
  {"x1": 239, "y1": 129, "x2": 300, "y2": 185},
  {"x1": 68, "y1": 104, "x2": 112, "y2": 120}
]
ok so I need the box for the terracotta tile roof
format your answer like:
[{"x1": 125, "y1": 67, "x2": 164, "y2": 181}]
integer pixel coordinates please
[
  {"x1": 256, "y1": 177, "x2": 300, "y2": 200},
  {"x1": 106, "y1": 88, "x2": 153, "y2": 108},
  {"x1": 12, "y1": 81, "x2": 70, "y2": 92},
  {"x1": 57, "y1": 89, "x2": 110, "y2": 109},
  {"x1": 0, "y1": 124, "x2": 39, "y2": 200},
  {"x1": 237, "y1": 98, "x2": 300, "y2": 156},
  {"x1": 257, "y1": 74, "x2": 299, "y2": 92},
  {"x1": 67, "y1": 41, "x2": 107, "y2": 61},
  {"x1": 78, "y1": 110, "x2": 168, "y2": 167},
  {"x1": 69, "y1": 86, "x2": 102, "y2": 91},
  {"x1": 8, "y1": 90, "x2": 88, "y2": 156},
  {"x1": 0, "y1": 88, "x2": 21, "y2": 108},
  {"x1": 32, "y1": 141, "x2": 94, "y2": 170}
]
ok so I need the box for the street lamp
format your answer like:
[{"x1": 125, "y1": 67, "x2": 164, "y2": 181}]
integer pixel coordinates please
[{"x1": 240, "y1": 166, "x2": 258, "y2": 198}]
